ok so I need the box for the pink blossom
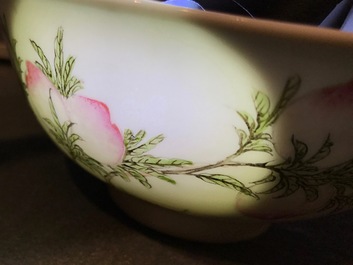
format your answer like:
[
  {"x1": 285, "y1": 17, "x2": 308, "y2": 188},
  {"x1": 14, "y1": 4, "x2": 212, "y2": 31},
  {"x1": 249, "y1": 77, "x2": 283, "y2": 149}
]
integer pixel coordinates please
[
  {"x1": 25, "y1": 61, "x2": 67, "y2": 124},
  {"x1": 25, "y1": 61, "x2": 125, "y2": 165}
]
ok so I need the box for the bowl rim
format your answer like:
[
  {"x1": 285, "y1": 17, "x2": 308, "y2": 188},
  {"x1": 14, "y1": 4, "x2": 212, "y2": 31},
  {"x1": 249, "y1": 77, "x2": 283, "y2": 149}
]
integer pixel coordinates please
[{"x1": 69, "y1": 0, "x2": 353, "y2": 47}]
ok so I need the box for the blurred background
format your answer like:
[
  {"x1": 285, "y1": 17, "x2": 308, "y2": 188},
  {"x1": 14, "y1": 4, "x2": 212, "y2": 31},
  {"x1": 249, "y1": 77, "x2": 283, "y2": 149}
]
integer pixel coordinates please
[{"x1": 159, "y1": 0, "x2": 353, "y2": 29}]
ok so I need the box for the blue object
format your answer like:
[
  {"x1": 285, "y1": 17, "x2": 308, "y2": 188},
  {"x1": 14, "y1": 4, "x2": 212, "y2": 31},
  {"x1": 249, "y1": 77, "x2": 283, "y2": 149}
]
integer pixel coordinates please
[
  {"x1": 164, "y1": 0, "x2": 204, "y2": 10},
  {"x1": 341, "y1": 1, "x2": 353, "y2": 32}
]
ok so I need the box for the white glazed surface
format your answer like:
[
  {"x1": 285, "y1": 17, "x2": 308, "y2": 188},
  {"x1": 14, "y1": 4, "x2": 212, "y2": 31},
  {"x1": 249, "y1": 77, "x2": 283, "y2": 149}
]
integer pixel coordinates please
[{"x1": 3, "y1": 0, "x2": 353, "y2": 225}]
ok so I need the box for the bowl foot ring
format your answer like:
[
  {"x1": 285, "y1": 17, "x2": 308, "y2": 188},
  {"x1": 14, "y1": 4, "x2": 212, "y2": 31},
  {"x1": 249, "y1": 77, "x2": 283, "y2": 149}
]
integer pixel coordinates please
[{"x1": 109, "y1": 187, "x2": 270, "y2": 243}]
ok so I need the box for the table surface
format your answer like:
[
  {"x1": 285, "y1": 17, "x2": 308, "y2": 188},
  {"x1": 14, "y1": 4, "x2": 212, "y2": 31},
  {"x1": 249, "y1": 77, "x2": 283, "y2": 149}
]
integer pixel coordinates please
[{"x1": 1, "y1": 56, "x2": 353, "y2": 265}]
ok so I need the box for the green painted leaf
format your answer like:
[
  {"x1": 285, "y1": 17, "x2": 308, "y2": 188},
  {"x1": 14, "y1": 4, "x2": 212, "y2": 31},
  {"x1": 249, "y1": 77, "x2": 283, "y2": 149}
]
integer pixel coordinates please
[
  {"x1": 66, "y1": 77, "x2": 82, "y2": 96},
  {"x1": 259, "y1": 177, "x2": 287, "y2": 195},
  {"x1": 139, "y1": 166, "x2": 176, "y2": 184},
  {"x1": 291, "y1": 136, "x2": 308, "y2": 162},
  {"x1": 252, "y1": 173, "x2": 277, "y2": 185},
  {"x1": 306, "y1": 135, "x2": 333, "y2": 164},
  {"x1": 31, "y1": 27, "x2": 81, "y2": 98},
  {"x1": 124, "y1": 129, "x2": 133, "y2": 146},
  {"x1": 63, "y1": 56, "x2": 75, "y2": 84},
  {"x1": 31, "y1": 40, "x2": 53, "y2": 79},
  {"x1": 62, "y1": 121, "x2": 74, "y2": 135},
  {"x1": 278, "y1": 178, "x2": 300, "y2": 197},
  {"x1": 258, "y1": 132, "x2": 272, "y2": 141},
  {"x1": 236, "y1": 128, "x2": 248, "y2": 146},
  {"x1": 128, "y1": 169, "x2": 152, "y2": 188},
  {"x1": 130, "y1": 155, "x2": 192, "y2": 167},
  {"x1": 130, "y1": 134, "x2": 164, "y2": 156},
  {"x1": 127, "y1": 130, "x2": 147, "y2": 149},
  {"x1": 254, "y1": 91, "x2": 271, "y2": 128},
  {"x1": 48, "y1": 89, "x2": 60, "y2": 127},
  {"x1": 110, "y1": 167, "x2": 131, "y2": 182},
  {"x1": 267, "y1": 75, "x2": 301, "y2": 125},
  {"x1": 69, "y1": 133, "x2": 82, "y2": 145},
  {"x1": 122, "y1": 162, "x2": 146, "y2": 172},
  {"x1": 237, "y1": 111, "x2": 256, "y2": 132},
  {"x1": 197, "y1": 174, "x2": 257, "y2": 198},
  {"x1": 54, "y1": 27, "x2": 64, "y2": 90},
  {"x1": 155, "y1": 174, "x2": 176, "y2": 184},
  {"x1": 43, "y1": 117, "x2": 56, "y2": 131},
  {"x1": 34, "y1": 62, "x2": 50, "y2": 81},
  {"x1": 246, "y1": 144, "x2": 272, "y2": 154}
]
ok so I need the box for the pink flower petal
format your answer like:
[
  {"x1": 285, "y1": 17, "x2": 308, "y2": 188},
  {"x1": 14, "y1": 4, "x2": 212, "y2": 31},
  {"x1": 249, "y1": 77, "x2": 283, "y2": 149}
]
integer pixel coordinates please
[
  {"x1": 66, "y1": 95, "x2": 125, "y2": 165},
  {"x1": 25, "y1": 61, "x2": 67, "y2": 125},
  {"x1": 26, "y1": 61, "x2": 125, "y2": 165}
]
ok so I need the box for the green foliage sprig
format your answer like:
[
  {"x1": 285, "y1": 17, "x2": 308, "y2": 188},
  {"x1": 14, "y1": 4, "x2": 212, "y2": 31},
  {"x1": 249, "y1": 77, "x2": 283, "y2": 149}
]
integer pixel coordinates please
[
  {"x1": 44, "y1": 90, "x2": 108, "y2": 177},
  {"x1": 27, "y1": 27, "x2": 353, "y2": 214},
  {"x1": 255, "y1": 135, "x2": 353, "y2": 212},
  {"x1": 236, "y1": 76, "x2": 301, "y2": 156},
  {"x1": 31, "y1": 27, "x2": 82, "y2": 98},
  {"x1": 109, "y1": 129, "x2": 193, "y2": 188}
]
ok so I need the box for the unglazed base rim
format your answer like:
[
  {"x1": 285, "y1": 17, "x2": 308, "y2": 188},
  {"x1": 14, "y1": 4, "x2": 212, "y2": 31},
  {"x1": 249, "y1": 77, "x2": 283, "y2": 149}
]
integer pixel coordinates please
[{"x1": 109, "y1": 187, "x2": 270, "y2": 243}]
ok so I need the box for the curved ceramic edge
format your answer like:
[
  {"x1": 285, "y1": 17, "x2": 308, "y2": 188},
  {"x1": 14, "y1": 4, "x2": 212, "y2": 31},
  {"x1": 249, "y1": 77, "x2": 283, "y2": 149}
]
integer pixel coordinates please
[
  {"x1": 71, "y1": 0, "x2": 353, "y2": 47},
  {"x1": 4, "y1": 0, "x2": 353, "y2": 234},
  {"x1": 109, "y1": 186, "x2": 270, "y2": 243}
]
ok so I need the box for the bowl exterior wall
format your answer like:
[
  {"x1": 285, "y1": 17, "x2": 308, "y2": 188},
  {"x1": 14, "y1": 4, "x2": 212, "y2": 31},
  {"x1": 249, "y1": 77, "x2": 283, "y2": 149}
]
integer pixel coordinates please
[{"x1": 2, "y1": 0, "x2": 353, "y2": 222}]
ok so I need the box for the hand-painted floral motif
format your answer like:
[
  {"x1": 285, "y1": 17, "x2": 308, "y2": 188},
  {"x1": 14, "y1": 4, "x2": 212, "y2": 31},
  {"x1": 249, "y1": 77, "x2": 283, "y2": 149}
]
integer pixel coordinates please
[
  {"x1": 26, "y1": 61, "x2": 126, "y2": 165},
  {"x1": 12, "y1": 27, "x2": 353, "y2": 220},
  {"x1": 236, "y1": 79, "x2": 353, "y2": 219}
]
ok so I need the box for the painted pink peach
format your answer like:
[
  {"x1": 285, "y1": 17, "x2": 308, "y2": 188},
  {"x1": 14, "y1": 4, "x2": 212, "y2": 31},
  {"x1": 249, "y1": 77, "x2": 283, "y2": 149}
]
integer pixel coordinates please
[
  {"x1": 25, "y1": 61, "x2": 68, "y2": 125},
  {"x1": 274, "y1": 79, "x2": 353, "y2": 166},
  {"x1": 236, "y1": 79, "x2": 353, "y2": 220},
  {"x1": 25, "y1": 61, "x2": 125, "y2": 165},
  {"x1": 65, "y1": 95, "x2": 125, "y2": 165}
]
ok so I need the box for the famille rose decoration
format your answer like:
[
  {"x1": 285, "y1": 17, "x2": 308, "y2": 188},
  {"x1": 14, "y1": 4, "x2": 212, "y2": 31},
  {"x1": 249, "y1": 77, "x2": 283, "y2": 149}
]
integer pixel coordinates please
[
  {"x1": 2, "y1": 0, "x2": 353, "y2": 242},
  {"x1": 9, "y1": 27, "x2": 353, "y2": 218}
]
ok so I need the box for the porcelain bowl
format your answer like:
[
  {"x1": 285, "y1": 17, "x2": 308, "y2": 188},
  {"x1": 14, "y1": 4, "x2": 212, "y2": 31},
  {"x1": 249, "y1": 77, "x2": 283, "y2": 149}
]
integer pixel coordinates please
[{"x1": 2, "y1": 0, "x2": 353, "y2": 242}]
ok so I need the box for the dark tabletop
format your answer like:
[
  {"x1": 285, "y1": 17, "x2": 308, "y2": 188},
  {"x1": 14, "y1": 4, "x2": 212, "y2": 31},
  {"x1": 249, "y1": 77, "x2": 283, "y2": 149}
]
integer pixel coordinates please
[{"x1": 1, "y1": 46, "x2": 353, "y2": 264}]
